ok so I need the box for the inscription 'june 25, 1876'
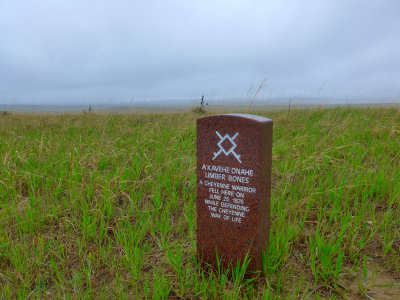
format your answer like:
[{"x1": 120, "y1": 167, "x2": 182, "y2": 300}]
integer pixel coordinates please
[{"x1": 197, "y1": 114, "x2": 273, "y2": 273}]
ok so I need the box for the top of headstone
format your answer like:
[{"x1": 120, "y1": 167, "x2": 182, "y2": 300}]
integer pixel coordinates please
[{"x1": 198, "y1": 114, "x2": 272, "y2": 123}]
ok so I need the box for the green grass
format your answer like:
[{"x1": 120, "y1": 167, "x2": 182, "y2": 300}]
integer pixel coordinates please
[{"x1": 0, "y1": 108, "x2": 399, "y2": 298}]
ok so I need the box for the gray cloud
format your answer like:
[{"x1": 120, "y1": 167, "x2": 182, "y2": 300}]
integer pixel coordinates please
[{"x1": 0, "y1": 0, "x2": 399, "y2": 104}]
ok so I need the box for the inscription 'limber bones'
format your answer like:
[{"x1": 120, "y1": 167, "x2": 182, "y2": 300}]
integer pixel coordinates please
[{"x1": 202, "y1": 163, "x2": 254, "y2": 184}]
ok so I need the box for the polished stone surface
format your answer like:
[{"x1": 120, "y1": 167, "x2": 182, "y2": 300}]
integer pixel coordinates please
[{"x1": 196, "y1": 114, "x2": 273, "y2": 273}]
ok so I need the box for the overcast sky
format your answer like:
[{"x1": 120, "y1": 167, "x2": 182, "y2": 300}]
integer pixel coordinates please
[{"x1": 1, "y1": 0, "x2": 399, "y2": 105}]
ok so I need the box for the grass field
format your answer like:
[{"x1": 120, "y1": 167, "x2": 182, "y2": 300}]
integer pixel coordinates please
[{"x1": 0, "y1": 108, "x2": 399, "y2": 299}]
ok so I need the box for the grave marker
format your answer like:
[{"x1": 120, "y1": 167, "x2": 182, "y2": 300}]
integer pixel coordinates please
[{"x1": 196, "y1": 114, "x2": 273, "y2": 273}]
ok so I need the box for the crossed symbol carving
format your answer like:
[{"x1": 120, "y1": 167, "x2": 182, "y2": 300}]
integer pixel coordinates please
[{"x1": 213, "y1": 131, "x2": 242, "y2": 163}]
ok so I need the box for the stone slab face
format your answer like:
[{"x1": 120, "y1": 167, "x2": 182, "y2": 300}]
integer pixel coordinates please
[{"x1": 196, "y1": 114, "x2": 273, "y2": 273}]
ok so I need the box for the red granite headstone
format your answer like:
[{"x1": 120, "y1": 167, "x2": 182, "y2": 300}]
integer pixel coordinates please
[{"x1": 196, "y1": 114, "x2": 273, "y2": 273}]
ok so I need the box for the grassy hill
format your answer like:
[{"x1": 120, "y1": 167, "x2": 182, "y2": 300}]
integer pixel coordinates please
[{"x1": 0, "y1": 108, "x2": 399, "y2": 298}]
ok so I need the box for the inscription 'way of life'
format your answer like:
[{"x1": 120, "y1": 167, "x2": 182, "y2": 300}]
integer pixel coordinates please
[{"x1": 199, "y1": 164, "x2": 256, "y2": 224}]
